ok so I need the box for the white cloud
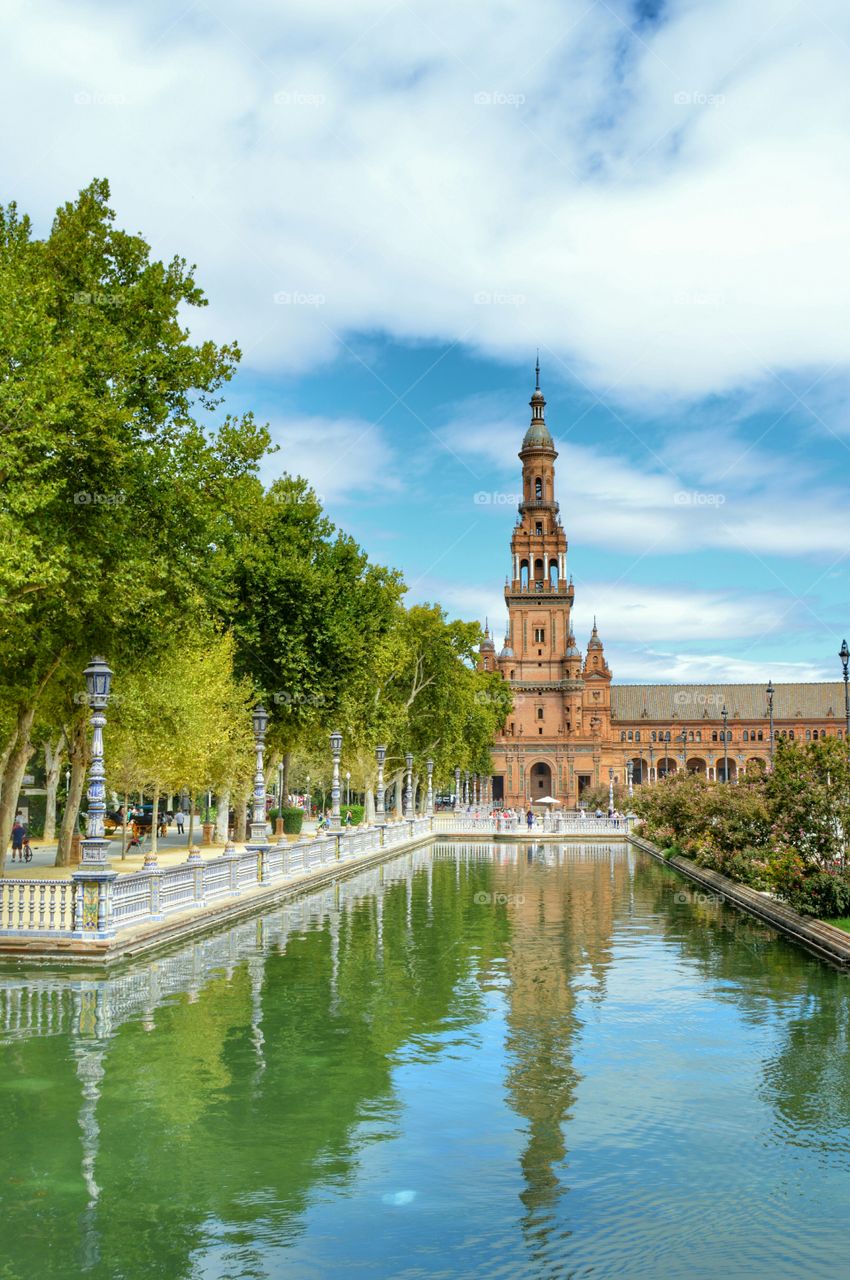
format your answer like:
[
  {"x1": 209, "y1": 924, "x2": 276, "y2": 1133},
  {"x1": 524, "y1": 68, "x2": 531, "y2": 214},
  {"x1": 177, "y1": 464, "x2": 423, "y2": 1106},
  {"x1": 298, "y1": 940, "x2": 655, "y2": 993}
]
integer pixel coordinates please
[
  {"x1": 262, "y1": 414, "x2": 404, "y2": 504},
  {"x1": 5, "y1": 0, "x2": 850, "y2": 399}
]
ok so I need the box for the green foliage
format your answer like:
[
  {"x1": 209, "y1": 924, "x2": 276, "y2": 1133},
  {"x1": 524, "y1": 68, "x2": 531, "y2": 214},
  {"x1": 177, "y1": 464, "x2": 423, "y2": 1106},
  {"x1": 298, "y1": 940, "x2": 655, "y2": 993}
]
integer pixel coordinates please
[
  {"x1": 633, "y1": 741, "x2": 850, "y2": 918},
  {"x1": 341, "y1": 804, "x2": 365, "y2": 826},
  {"x1": 280, "y1": 807, "x2": 303, "y2": 835}
]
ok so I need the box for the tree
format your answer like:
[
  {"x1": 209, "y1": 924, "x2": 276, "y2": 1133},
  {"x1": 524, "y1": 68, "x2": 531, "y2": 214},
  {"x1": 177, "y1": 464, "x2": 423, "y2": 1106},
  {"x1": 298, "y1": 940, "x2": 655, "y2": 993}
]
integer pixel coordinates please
[{"x1": 0, "y1": 179, "x2": 269, "y2": 856}]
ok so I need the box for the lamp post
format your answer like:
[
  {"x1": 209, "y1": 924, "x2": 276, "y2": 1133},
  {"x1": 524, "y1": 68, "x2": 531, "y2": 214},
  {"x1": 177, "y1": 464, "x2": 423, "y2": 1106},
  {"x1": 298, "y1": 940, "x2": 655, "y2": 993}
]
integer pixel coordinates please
[
  {"x1": 249, "y1": 705, "x2": 269, "y2": 844},
  {"x1": 721, "y1": 705, "x2": 729, "y2": 784},
  {"x1": 626, "y1": 759, "x2": 634, "y2": 799},
  {"x1": 454, "y1": 766, "x2": 461, "y2": 814},
  {"x1": 305, "y1": 775, "x2": 311, "y2": 821},
  {"x1": 404, "y1": 752, "x2": 414, "y2": 820},
  {"x1": 608, "y1": 766, "x2": 614, "y2": 817},
  {"x1": 680, "y1": 729, "x2": 687, "y2": 774},
  {"x1": 345, "y1": 770, "x2": 351, "y2": 809},
  {"x1": 648, "y1": 744, "x2": 654, "y2": 784},
  {"x1": 840, "y1": 641, "x2": 850, "y2": 743},
  {"x1": 329, "y1": 730, "x2": 343, "y2": 829},
  {"x1": 375, "y1": 747, "x2": 387, "y2": 823},
  {"x1": 766, "y1": 679, "x2": 775, "y2": 769},
  {"x1": 464, "y1": 770, "x2": 470, "y2": 807},
  {"x1": 79, "y1": 657, "x2": 114, "y2": 868},
  {"x1": 426, "y1": 758, "x2": 434, "y2": 815}
]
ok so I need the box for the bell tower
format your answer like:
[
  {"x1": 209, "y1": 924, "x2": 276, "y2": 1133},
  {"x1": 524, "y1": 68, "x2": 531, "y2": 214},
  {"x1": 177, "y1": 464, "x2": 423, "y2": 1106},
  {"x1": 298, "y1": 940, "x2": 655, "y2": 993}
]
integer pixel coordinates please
[{"x1": 505, "y1": 359, "x2": 574, "y2": 676}]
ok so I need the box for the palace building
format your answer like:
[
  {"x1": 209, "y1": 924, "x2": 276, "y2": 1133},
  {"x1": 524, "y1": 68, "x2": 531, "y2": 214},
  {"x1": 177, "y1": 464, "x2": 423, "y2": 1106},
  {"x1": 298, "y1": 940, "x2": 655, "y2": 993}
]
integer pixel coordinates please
[{"x1": 478, "y1": 366, "x2": 845, "y2": 807}]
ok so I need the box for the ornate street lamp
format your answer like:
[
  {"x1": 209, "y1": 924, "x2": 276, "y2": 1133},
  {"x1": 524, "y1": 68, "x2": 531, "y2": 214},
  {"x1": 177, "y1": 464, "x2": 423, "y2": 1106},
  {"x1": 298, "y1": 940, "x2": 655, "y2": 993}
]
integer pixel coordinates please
[
  {"x1": 464, "y1": 770, "x2": 470, "y2": 806},
  {"x1": 329, "y1": 730, "x2": 343, "y2": 829},
  {"x1": 404, "y1": 751, "x2": 414, "y2": 819},
  {"x1": 79, "y1": 656, "x2": 114, "y2": 868},
  {"x1": 249, "y1": 705, "x2": 269, "y2": 844},
  {"x1": 840, "y1": 641, "x2": 850, "y2": 742},
  {"x1": 454, "y1": 766, "x2": 461, "y2": 814},
  {"x1": 766, "y1": 679, "x2": 775, "y2": 769},
  {"x1": 721, "y1": 704, "x2": 729, "y2": 784},
  {"x1": 375, "y1": 746, "x2": 387, "y2": 822},
  {"x1": 626, "y1": 759, "x2": 634, "y2": 799},
  {"x1": 426, "y1": 758, "x2": 434, "y2": 815},
  {"x1": 608, "y1": 766, "x2": 614, "y2": 816},
  {"x1": 305, "y1": 774, "x2": 311, "y2": 820},
  {"x1": 276, "y1": 761, "x2": 285, "y2": 836},
  {"x1": 648, "y1": 743, "x2": 654, "y2": 784},
  {"x1": 680, "y1": 728, "x2": 687, "y2": 774}
]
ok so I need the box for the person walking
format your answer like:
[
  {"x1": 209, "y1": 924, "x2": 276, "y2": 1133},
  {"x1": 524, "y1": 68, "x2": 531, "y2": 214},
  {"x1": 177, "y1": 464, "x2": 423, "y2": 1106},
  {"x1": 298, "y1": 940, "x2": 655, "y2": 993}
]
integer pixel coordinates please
[
  {"x1": 10, "y1": 816, "x2": 26, "y2": 863},
  {"x1": 526, "y1": 808, "x2": 534, "y2": 830},
  {"x1": 175, "y1": 810, "x2": 185, "y2": 836}
]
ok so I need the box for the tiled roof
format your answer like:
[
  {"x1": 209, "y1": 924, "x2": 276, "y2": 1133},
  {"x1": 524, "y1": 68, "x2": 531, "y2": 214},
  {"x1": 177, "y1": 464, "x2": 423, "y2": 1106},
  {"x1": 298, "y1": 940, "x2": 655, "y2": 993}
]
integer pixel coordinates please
[{"x1": 611, "y1": 682, "x2": 844, "y2": 722}]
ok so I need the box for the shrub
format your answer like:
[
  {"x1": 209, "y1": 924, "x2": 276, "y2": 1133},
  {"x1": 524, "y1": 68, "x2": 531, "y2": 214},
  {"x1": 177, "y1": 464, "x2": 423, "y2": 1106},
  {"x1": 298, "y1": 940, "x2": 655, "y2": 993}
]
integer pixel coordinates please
[
  {"x1": 281, "y1": 807, "x2": 303, "y2": 835},
  {"x1": 781, "y1": 870, "x2": 850, "y2": 919}
]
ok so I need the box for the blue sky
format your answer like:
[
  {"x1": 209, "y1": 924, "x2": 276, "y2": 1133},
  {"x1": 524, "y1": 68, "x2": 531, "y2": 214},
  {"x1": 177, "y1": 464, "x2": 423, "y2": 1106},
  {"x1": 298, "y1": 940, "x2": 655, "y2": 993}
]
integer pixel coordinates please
[{"x1": 5, "y1": 0, "x2": 850, "y2": 681}]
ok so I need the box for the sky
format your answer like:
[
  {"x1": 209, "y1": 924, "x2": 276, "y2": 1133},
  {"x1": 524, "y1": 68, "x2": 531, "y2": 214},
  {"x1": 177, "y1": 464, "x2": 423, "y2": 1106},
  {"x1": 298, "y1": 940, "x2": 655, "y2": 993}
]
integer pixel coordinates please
[{"x1": 4, "y1": 0, "x2": 850, "y2": 682}]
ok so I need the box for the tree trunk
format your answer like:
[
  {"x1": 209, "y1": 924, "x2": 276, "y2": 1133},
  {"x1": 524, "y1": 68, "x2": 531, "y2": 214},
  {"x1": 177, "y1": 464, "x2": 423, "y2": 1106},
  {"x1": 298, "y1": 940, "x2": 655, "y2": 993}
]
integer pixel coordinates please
[
  {"x1": 214, "y1": 788, "x2": 230, "y2": 843},
  {"x1": 281, "y1": 751, "x2": 291, "y2": 809},
  {"x1": 42, "y1": 732, "x2": 66, "y2": 842},
  {"x1": 150, "y1": 788, "x2": 160, "y2": 854},
  {"x1": 393, "y1": 769, "x2": 403, "y2": 818},
  {"x1": 121, "y1": 790, "x2": 129, "y2": 858},
  {"x1": 0, "y1": 729, "x2": 16, "y2": 808},
  {"x1": 0, "y1": 704, "x2": 37, "y2": 871},
  {"x1": 187, "y1": 791, "x2": 195, "y2": 847},
  {"x1": 55, "y1": 718, "x2": 88, "y2": 867},
  {"x1": 364, "y1": 785, "x2": 375, "y2": 824},
  {"x1": 235, "y1": 796, "x2": 248, "y2": 842}
]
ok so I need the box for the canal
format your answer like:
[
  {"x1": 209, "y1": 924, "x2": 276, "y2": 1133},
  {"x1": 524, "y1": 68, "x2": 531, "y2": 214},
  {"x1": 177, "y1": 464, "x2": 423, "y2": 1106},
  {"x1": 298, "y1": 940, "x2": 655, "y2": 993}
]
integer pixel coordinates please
[{"x1": 2, "y1": 840, "x2": 849, "y2": 1279}]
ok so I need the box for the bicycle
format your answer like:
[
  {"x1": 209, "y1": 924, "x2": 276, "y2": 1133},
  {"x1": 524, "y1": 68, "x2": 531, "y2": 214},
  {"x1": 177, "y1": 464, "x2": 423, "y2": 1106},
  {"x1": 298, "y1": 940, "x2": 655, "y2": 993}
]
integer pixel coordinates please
[{"x1": 21, "y1": 838, "x2": 33, "y2": 863}]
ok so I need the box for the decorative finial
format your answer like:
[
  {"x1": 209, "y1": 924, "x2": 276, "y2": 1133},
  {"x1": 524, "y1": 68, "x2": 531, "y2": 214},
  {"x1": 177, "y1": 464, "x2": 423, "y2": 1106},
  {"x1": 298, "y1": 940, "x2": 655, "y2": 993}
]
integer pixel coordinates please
[
  {"x1": 535, "y1": 351, "x2": 540, "y2": 390},
  {"x1": 484, "y1": 615, "x2": 489, "y2": 636}
]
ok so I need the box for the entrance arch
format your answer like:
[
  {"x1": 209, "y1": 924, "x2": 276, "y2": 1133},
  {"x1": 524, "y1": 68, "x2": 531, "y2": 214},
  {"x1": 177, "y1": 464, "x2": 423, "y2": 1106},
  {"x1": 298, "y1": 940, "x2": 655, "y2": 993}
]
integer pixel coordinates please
[
  {"x1": 656, "y1": 756, "x2": 677, "y2": 779},
  {"x1": 686, "y1": 757, "x2": 707, "y2": 775},
  {"x1": 529, "y1": 761, "x2": 553, "y2": 799},
  {"x1": 630, "y1": 757, "x2": 646, "y2": 784}
]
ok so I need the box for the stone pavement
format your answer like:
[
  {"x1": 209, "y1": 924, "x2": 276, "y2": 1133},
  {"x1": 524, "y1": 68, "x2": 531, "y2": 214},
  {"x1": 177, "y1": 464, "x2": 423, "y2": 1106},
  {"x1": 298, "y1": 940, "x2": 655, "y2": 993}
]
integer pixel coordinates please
[{"x1": 4, "y1": 819, "x2": 320, "y2": 878}]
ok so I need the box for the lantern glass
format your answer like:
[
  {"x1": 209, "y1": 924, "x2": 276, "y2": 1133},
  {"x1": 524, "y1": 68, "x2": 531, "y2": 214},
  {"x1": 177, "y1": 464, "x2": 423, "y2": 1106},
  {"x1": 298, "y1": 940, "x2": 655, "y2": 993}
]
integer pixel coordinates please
[
  {"x1": 376, "y1": 744, "x2": 386, "y2": 764},
  {"x1": 405, "y1": 752, "x2": 413, "y2": 769},
  {"x1": 253, "y1": 705, "x2": 269, "y2": 738},
  {"x1": 83, "y1": 656, "x2": 113, "y2": 706},
  {"x1": 330, "y1": 730, "x2": 343, "y2": 754}
]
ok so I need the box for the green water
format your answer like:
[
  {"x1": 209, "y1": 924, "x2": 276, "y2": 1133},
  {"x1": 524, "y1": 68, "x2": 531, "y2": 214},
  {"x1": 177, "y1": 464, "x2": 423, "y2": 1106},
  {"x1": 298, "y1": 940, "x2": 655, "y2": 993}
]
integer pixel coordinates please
[{"x1": 2, "y1": 841, "x2": 850, "y2": 1279}]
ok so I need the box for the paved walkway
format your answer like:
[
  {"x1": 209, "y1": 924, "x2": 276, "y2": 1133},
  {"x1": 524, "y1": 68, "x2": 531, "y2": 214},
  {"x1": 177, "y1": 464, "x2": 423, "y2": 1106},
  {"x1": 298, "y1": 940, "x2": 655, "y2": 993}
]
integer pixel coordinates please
[{"x1": 4, "y1": 820, "x2": 320, "y2": 879}]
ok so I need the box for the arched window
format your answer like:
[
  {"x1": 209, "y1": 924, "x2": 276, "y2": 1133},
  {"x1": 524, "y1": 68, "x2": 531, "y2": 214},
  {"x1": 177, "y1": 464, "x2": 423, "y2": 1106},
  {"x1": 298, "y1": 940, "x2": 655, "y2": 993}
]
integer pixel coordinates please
[
  {"x1": 789, "y1": 729, "x2": 795, "y2": 740},
  {"x1": 520, "y1": 560, "x2": 529, "y2": 589},
  {"x1": 510, "y1": 669, "x2": 515, "y2": 680},
  {"x1": 635, "y1": 730, "x2": 641, "y2": 742},
  {"x1": 712, "y1": 731, "x2": 718, "y2": 742},
  {"x1": 665, "y1": 730, "x2": 671, "y2": 742},
  {"x1": 757, "y1": 730, "x2": 763, "y2": 741},
  {"x1": 621, "y1": 731, "x2": 626, "y2": 742},
  {"x1": 805, "y1": 729, "x2": 811, "y2": 741},
  {"x1": 627, "y1": 730, "x2": 633, "y2": 741},
  {"x1": 535, "y1": 477, "x2": 543, "y2": 500},
  {"x1": 695, "y1": 731, "x2": 701, "y2": 742},
  {"x1": 813, "y1": 729, "x2": 819, "y2": 740},
  {"x1": 651, "y1": 731, "x2": 657, "y2": 742}
]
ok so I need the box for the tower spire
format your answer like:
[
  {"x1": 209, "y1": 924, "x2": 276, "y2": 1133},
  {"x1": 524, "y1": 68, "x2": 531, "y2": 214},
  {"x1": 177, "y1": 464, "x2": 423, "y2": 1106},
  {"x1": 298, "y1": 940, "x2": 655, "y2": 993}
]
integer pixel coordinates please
[{"x1": 535, "y1": 351, "x2": 540, "y2": 390}]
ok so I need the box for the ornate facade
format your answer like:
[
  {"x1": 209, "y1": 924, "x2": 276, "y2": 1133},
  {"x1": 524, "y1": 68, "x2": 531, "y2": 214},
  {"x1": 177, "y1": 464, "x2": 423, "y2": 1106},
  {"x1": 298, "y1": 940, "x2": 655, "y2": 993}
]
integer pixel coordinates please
[{"x1": 479, "y1": 369, "x2": 845, "y2": 807}]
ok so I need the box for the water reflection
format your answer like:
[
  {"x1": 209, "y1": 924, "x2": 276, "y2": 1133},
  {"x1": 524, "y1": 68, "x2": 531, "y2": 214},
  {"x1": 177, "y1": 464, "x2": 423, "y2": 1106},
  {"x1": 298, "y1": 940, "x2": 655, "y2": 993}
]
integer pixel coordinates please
[{"x1": 0, "y1": 842, "x2": 848, "y2": 1280}]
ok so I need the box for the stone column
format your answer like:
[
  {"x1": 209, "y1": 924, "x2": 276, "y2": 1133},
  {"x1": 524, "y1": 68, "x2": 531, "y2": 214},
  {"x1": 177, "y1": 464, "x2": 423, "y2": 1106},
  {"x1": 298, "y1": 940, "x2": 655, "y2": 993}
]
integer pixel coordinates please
[{"x1": 375, "y1": 745, "x2": 387, "y2": 823}]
